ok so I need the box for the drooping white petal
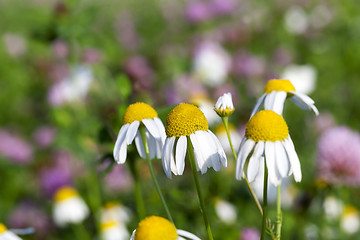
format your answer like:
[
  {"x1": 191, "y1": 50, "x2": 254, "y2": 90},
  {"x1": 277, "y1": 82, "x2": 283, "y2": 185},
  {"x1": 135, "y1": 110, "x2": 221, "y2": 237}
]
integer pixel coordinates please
[
  {"x1": 235, "y1": 138, "x2": 255, "y2": 180},
  {"x1": 126, "y1": 121, "x2": 140, "y2": 144},
  {"x1": 271, "y1": 91, "x2": 287, "y2": 115},
  {"x1": 195, "y1": 131, "x2": 220, "y2": 173},
  {"x1": 176, "y1": 136, "x2": 187, "y2": 175},
  {"x1": 264, "y1": 91, "x2": 277, "y2": 111},
  {"x1": 275, "y1": 140, "x2": 290, "y2": 178},
  {"x1": 283, "y1": 136, "x2": 302, "y2": 182},
  {"x1": 247, "y1": 141, "x2": 264, "y2": 182},
  {"x1": 130, "y1": 230, "x2": 135, "y2": 240},
  {"x1": 290, "y1": 91, "x2": 319, "y2": 115},
  {"x1": 190, "y1": 133, "x2": 205, "y2": 171},
  {"x1": 134, "y1": 132, "x2": 146, "y2": 159},
  {"x1": 146, "y1": 131, "x2": 156, "y2": 160},
  {"x1": 177, "y1": 229, "x2": 202, "y2": 240},
  {"x1": 142, "y1": 118, "x2": 161, "y2": 140},
  {"x1": 250, "y1": 93, "x2": 267, "y2": 118},
  {"x1": 113, "y1": 124, "x2": 129, "y2": 163},
  {"x1": 154, "y1": 117, "x2": 167, "y2": 143},
  {"x1": 208, "y1": 130, "x2": 227, "y2": 168},
  {"x1": 265, "y1": 141, "x2": 281, "y2": 186}
]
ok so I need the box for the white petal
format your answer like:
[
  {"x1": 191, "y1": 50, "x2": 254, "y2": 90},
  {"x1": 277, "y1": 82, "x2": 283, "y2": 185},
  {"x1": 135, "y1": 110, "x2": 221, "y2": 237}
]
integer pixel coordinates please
[
  {"x1": 154, "y1": 117, "x2": 167, "y2": 143},
  {"x1": 190, "y1": 133, "x2": 205, "y2": 172},
  {"x1": 250, "y1": 93, "x2": 267, "y2": 118},
  {"x1": 208, "y1": 130, "x2": 227, "y2": 168},
  {"x1": 176, "y1": 136, "x2": 187, "y2": 175},
  {"x1": 283, "y1": 136, "x2": 302, "y2": 182},
  {"x1": 146, "y1": 131, "x2": 156, "y2": 159},
  {"x1": 264, "y1": 91, "x2": 277, "y2": 111},
  {"x1": 177, "y1": 229, "x2": 202, "y2": 240},
  {"x1": 275, "y1": 141, "x2": 290, "y2": 178},
  {"x1": 265, "y1": 141, "x2": 281, "y2": 186},
  {"x1": 247, "y1": 141, "x2": 264, "y2": 182},
  {"x1": 130, "y1": 230, "x2": 136, "y2": 240},
  {"x1": 235, "y1": 138, "x2": 255, "y2": 180},
  {"x1": 271, "y1": 91, "x2": 287, "y2": 115},
  {"x1": 195, "y1": 131, "x2": 219, "y2": 173},
  {"x1": 290, "y1": 91, "x2": 319, "y2": 115},
  {"x1": 162, "y1": 138, "x2": 171, "y2": 178},
  {"x1": 134, "y1": 132, "x2": 146, "y2": 159},
  {"x1": 113, "y1": 124, "x2": 129, "y2": 163},
  {"x1": 290, "y1": 91, "x2": 314, "y2": 105},
  {"x1": 126, "y1": 121, "x2": 140, "y2": 144},
  {"x1": 142, "y1": 118, "x2": 161, "y2": 139}
]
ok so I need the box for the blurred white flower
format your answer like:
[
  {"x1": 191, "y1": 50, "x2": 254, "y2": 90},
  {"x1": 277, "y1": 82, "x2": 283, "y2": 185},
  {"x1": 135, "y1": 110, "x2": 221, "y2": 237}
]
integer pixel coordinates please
[
  {"x1": 284, "y1": 6, "x2": 309, "y2": 34},
  {"x1": 281, "y1": 64, "x2": 317, "y2": 95},
  {"x1": 101, "y1": 202, "x2": 131, "y2": 224},
  {"x1": 101, "y1": 221, "x2": 129, "y2": 240},
  {"x1": 309, "y1": 5, "x2": 333, "y2": 29},
  {"x1": 48, "y1": 65, "x2": 94, "y2": 106},
  {"x1": 214, "y1": 199, "x2": 237, "y2": 224},
  {"x1": 323, "y1": 196, "x2": 343, "y2": 221},
  {"x1": 193, "y1": 41, "x2": 231, "y2": 87},
  {"x1": 52, "y1": 186, "x2": 89, "y2": 227},
  {"x1": 3, "y1": 33, "x2": 27, "y2": 57},
  {"x1": 341, "y1": 206, "x2": 360, "y2": 234}
]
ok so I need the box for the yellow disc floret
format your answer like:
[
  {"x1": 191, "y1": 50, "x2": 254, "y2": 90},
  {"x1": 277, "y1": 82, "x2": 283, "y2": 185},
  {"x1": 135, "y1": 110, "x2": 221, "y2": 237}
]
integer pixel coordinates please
[
  {"x1": 0, "y1": 223, "x2": 7, "y2": 234},
  {"x1": 166, "y1": 103, "x2": 208, "y2": 137},
  {"x1": 264, "y1": 79, "x2": 295, "y2": 94},
  {"x1": 54, "y1": 186, "x2": 78, "y2": 202},
  {"x1": 123, "y1": 102, "x2": 158, "y2": 125},
  {"x1": 246, "y1": 110, "x2": 288, "y2": 142},
  {"x1": 135, "y1": 216, "x2": 178, "y2": 240}
]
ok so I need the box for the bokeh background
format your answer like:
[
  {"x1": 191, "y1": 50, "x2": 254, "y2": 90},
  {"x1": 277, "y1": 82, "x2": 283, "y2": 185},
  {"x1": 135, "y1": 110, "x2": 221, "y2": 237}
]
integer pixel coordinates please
[{"x1": 1, "y1": 0, "x2": 360, "y2": 239}]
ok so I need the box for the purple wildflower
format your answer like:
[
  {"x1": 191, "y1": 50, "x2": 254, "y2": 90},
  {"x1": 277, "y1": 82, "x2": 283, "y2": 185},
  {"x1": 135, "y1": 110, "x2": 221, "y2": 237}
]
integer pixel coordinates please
[
  {"x1": 0, "y1": 130, "x2": 33, "y2": 164},
  {"x1": 240, "y1": 228, "x2": 260, "y2": 240},
  {"x1": 33, "y1": 126, "x2": 56, "y2": 148}
]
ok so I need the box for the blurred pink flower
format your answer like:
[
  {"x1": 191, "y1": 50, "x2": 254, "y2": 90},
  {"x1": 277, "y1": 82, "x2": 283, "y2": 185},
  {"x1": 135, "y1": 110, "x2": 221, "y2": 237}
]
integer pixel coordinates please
[
  {"x1": 240, "y1": 228, "x2": 260, "y2": 240},
  {"x1": 103, "y1": 164, "x2": 133, "y2": 192},
  {"x1": 317, "y1": 126, "x2": 360, "y2": 186},
  {"x1": 123, "y1": 56, "x2": 155, "y2": 92},
  {"x1": 232, "y1": 52, "x2": 266, "y2": 78},
  {"x1": 82, "y1": 48, "x2": 102, "y2": 64},
  {"x1": 3, "y1": 33, "x2": 27, "y2": 58},
  {"x1": 8, "y1": 202, "x2": 51, "y2": 239},
  {"x1": 33, "y1": 126, "x2": 56, "y2": 148},
  {"x1": 185, "y1": 1, "x2": 212, "y2": 23},
  {"x1": 0, "y1": 130, "x2": 33, "y2": 164},
  {"x1": 52, "y1": 39, "x2": 69, "y2": 59},
  {"x1": 209, "y1": 0, "x2": 237, "y2": 17},
  {"x1": 115, "y1": 11, "x2": 139, "y2": 50}
]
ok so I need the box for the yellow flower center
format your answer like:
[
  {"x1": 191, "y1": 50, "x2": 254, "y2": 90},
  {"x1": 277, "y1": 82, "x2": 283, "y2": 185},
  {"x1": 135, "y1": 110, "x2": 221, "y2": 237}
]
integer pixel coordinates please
[
  {"x1": 0, "y1": 223, "x2": 7, "y2": 234},
  {"x1": 264, "y1": 79, "x2": 295, "y2": 93},
  {"x1": 123, "y1": 102, "x2": 158, "y2": 125},
  {"x1": 54, "y1": 186, "x2": 78, "y2": 202},
  {"x1": 100, "y1": 221, "x2": 117, "y2": 230},
  {"x1": 246, "y1": 110, "x2": 288, "y2": 142},
  {"x1": 135, "y1": 216, "x2": 178, "y2": 240},
  {"x1": 104, "y1": 202, "x2": 119, "y2": 210},
  {"x1": 343, "y1": 206, "x2": 358, "y2": 216},
  {"x1": 166, "y1": 103, "x2": 208, "y2": 137}
]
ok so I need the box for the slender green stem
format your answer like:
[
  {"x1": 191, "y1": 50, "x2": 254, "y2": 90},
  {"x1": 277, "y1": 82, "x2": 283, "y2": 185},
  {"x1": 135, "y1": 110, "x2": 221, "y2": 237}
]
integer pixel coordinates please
[
  {"x1": 139, "y1": 126, "x2": 174, "y2": 224},
  {"x1": 276, "y1": 185, "x2": 282, "y2": 240},
  {"x1": 222, "y1": 117, "x2": 263, "y2": 216},
  {"x1": 128, "y1": 159, "x2": 146, "y2": 220},
  {"x1": 187, "y1": 137, "x2": 214, "y2": 240},
  {"x1": 261, "y1": 159, "x2": 268, "y2": 240}
]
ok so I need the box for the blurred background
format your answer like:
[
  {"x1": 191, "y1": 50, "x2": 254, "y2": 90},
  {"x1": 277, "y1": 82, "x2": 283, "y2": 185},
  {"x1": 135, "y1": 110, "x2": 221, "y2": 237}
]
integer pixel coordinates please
[{"x1": 1, "y1": 0, "x2": 360, "y2": 239}]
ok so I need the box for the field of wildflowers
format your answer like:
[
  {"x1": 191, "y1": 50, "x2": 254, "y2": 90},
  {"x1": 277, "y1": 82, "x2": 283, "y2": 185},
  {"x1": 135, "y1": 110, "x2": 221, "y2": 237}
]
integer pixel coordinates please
[{"x1": 1, "y1": 0, "x2": 360, "y2": 239}]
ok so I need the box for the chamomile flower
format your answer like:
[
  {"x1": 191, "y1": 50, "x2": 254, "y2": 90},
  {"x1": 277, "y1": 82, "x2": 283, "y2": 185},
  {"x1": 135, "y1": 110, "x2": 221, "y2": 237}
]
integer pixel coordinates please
[
  {"x1": 214, "y1": 92, "x2": 234, "y2": 117},
  {"x1": 100, "y1": 221, "x2": 129, "y2": 240},
  {"x1": 130, "y1": 216, "x2": 201, "y2": 240},
  {"x1": 162, "y1": 103, "x2": 227, "y2": 178},
  {"x1": 0, "y1": 223, "x2": 22, "y2": 240},
  {"x1": 250, "y1": 79, "x2": 319, "y2": 118},
  {"x1": 236, "y1": 110, "x2": 302, "y2": 186},
  {"x1": 52, "y1": 186, "x2": 89, "y2": 227},
  {"x1": 113, "y1": 102, "x2": 166, "y2": 164}
]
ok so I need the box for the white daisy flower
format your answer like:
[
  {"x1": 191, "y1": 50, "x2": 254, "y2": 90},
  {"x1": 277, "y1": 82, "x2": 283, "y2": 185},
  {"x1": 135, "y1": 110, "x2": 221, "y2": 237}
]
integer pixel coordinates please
[
  {"x1": 113, "y1": 102, "x2": 166, "y2": 164},
  {"x1": 130, "y1": 216, "x2": 201, "y2": 240},
  {"x1": 341, "y1": 206, "x2": 360, "y2": 234},
  {"x1": 236, "y1": 110, "x2": 302, "y2": 186},
  {"x1": 214, "y1": 92, "x2": 235, "y2": 117},
  {"x1": 101, "y1": 202, "x2": 131, "y2": 224},
  {"x1": 250, "y1": 79, "x2": 319, "y2": 118},
  {"x1": 214, "y1": 199, "x2": 237, "y2": 224},
  {"x1": 52, "y1": 186, "x2": 89, "y2": 227},
  {"x1": 162, "y1": 103, "x2": 227, "y2": 178},
  {"x1": 0, "y1": 223, "x2": 22, "y2": 240},
  {"x1": 100, "y1": 221, "x2": 129, "y2": 240}
]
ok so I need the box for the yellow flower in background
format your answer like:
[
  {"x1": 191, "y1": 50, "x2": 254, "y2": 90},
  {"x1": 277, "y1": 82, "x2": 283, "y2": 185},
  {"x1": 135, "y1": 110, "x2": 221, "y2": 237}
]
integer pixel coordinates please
[
  {"x1": 113, "y1": 102, "x2": 166, "y2": 164},
  {"x1": 162, "y1": 103, "x2": 227, "y2": 178},
  {"x1": 251, "y1": 79, "x2": 319, "y2": 117},
  {"x1": 130, "y1": 216, "x2": 201, "y2": 240},
  {"x1": 236, "y1": 110, "x2": 302, "y2": 186}
]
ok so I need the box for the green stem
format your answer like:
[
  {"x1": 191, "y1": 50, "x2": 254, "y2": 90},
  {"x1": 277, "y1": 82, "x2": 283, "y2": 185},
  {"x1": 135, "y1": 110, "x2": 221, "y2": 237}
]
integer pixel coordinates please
[
  {"x1": 261, "y1": 159, "x2": 268, "y2": 240},
  {"x1": 222, "y1": 117, "x2": 263, "y2": 216},
  {"x1": 128, "y1": 159, "x2": 146, "y2": 220},
  {"x1": 139, "y1": 126, "x2": 174, "y2": 224},
  {"x1": 187, "y1": 137, "x2": 214, "y2": 240},
  {"x1": 71, "y1": 223, "x2": 91, "y2": 240},
  {"x1": 276, "y1": 185, "x2": 282, "y2": 240}
]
